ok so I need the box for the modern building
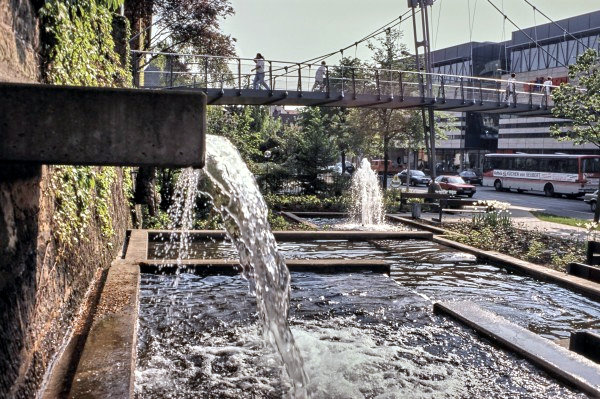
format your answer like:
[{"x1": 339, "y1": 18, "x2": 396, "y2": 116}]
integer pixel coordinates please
[{"x1": 431, "y1": 10, "x2": 600, "y2": 172}]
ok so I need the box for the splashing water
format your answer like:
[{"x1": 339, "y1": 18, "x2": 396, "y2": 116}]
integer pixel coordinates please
[
  {"x1": 166, "y1": 135, "x2": 309, "y2": 397},
  {"x1": 349, "y1": 158, "x2": 385, "y2": 226}
]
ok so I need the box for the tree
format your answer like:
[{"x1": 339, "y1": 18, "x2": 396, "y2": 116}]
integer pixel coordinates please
[
  {"x1": 550, "y1": 49, "x2": 600, "y2": 221},
  {"x1": 291, "y1": 108, "x2": 338, "y2": 193},
  {"x1": 125, "y1": 0, "x2": 235, "y2": 55}
]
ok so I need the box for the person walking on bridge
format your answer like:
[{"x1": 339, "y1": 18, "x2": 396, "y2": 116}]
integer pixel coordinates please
[
  {"x1": 543, "y1": 76, "x2": 553, "y2": 107},
  {"x1": 252, "y1": 53, "x2": 270, "y2": 90},
  {"x1": 312, "y1": 61, "x2": 327, "y2": 91},
  {"x1": 504, "y1": 73, "x2": 517, "y2": 105}
]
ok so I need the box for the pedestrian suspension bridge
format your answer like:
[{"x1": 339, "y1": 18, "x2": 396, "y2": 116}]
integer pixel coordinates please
[{"x1": 132, "y1": 50, "x2": 557, "y2": 117}]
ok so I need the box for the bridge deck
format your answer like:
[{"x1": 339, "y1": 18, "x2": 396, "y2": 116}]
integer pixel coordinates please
[{"x1": 195, "y1": 88, "x2": 553, "y2": 116}]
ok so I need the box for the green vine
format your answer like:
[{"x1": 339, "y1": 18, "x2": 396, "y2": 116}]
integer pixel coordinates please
[
  {"x1": 40, "y1": 0, "x2": 130, "y2": 87},
  {"x1": 51, "y1": 166, "x2": 118, "y2": 251},
  {"x1": 39, "y1": 0, "x2": 133, "y2": 253}
]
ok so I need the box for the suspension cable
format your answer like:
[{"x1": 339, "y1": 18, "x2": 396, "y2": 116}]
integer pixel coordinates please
[
  {"x1": 521, "y1": 0, "x2": 590, "y2": 50},
  {"x1": 486, "y1": 0, "x2": 567, "y2": 68}
]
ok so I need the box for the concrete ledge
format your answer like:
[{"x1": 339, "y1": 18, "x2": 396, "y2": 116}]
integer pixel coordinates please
[
  {"x1": 434, "y1": 301, "x2": 600, "y2": 397},
  {"x1": 147, "y1": 229, "x2": 433, "y2": 241},
  {"x1": 124, "y1": 230, "x2": 148, "y2": 262},
  {"x1": 286, "y1": 211, "x2": 347, "y2": 218},
  {"x1": 280, "y1": 211, "x2": 318, "y2": 229},
  {"x1": 0, "y1": 83, "x2": 206, "y2": 167},
  {"x1": 386, "y1": 215, "x2": 447, "y2": 235},
  {"x1": 68, "y1": 260, "x2": 140, "y2": 399},
  {"x1": 140, "y1": 258, "x2": 390, "y2": 274},
  {"x1": 433, "y1": 236, "x2": 600, "y2": 301}
]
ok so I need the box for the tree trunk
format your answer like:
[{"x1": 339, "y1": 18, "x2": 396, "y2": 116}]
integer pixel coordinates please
[
  {"x1": 595, "y1": 177, "x2": 600, "y2": 223},
  {"x1": 341, "y1": 150, "x2": 346, "y2": 175},
  {"x1": 405, "y1": 143, "x2": 411, "y2": 193},
  {"x1": 383, "y1": 136, "x2": 389, "y2": 191}
]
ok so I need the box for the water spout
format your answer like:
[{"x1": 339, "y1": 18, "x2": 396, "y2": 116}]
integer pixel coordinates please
[
  {"x1": 166, "y1": 135, "x2": 309, "y2": 398},
  {"x1": 349, "y1": 158, "x2": 385, "y2": 226}
]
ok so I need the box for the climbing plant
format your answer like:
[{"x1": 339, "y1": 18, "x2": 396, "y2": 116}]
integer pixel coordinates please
[
  {"x1": 40, "y1": 0, "x2": 130, "y2": 87},
  {"x1": 39, "y1": 0, "x2": 133, "y2": 252}
]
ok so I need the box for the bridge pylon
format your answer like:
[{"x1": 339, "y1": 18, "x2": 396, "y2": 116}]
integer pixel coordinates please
[{"x1": 409, "y1": 0, "x2": 438, "y2": 178}]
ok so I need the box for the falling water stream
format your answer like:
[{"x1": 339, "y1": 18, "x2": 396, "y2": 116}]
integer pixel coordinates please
[
  {"x1": 349, "y1": 158, "x2": 385, "y2": 226},
  {"x1": 165, "y1": 135, "x2": 309, "y2": 398}
]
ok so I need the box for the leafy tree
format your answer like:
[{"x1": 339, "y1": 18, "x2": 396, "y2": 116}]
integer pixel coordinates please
[
  {"x1": 550, "y1": 48, "x2": 600, "y2": 221},
  {"x1": 291, "y1": 108, "x2": 338, "y2": 193}
]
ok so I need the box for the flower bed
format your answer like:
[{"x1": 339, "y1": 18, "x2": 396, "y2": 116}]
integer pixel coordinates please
[{"x1": 442, "y1": 201, "x2": 585, "y2": 271}]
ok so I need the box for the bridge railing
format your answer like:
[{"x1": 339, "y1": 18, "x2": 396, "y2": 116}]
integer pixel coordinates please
[{"x1": 131, "y1": 51, "x2": 557, "y2": 108}]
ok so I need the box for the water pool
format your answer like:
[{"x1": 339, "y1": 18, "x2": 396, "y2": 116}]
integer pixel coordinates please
[{"x1": 136, "y1": 239, "x2": 600, "y2": 398}]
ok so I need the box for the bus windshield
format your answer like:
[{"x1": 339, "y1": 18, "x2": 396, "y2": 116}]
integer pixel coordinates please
[{"x1": 583, "y1": 158, "x2": 600, "y2": 174}]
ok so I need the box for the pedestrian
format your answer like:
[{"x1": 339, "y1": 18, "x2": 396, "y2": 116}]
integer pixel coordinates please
[
  {"x1": 543, "y1": 76, "x2": 553, "y2": 95},
  {"x1": 312, "y1": 61, "x2": 327, "y2": 91},
  {"x1": 542, "y1": 76, "x2": 553, "y2": 107},
  {"x1": 252, "y1": 53, "x2": 270, "y2": 90},
  {"x1": 504, "y1": 73, "x2": 517, "y2": 104}
]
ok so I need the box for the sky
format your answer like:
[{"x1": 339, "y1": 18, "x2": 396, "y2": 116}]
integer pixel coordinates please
[{"x1": 221, "y1": 0, "x2": 600, "y2": 64}]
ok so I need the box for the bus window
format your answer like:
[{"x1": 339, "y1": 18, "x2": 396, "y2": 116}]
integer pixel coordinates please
[
  {"x1": 548, "y1": 158, "x2": 560, "y2": 173},
  {"x1": 514, "y1": 157, "x2": 525, "y2": 171},
  {"x1": 567, "y1": 159, "x2": 578, "y2": 174},
  {"x1": 525, "y1": 157, "x2": 538, "y2": 171},
  {"x1": 584, "y1": 158, "x2": 600, "y2": 174},
  {"x1": 483, "y1": 158, "x2": 493, "y2": 172}
]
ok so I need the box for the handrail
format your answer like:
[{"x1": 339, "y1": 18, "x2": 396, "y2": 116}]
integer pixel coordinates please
[{"x1": 131, "y1": 49, "x2": 563, "y2": 90}]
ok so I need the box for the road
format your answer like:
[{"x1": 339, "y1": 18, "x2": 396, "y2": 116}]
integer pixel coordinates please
[{"x1": 394, "y1": 183, "x2": 593, "y2": 220}]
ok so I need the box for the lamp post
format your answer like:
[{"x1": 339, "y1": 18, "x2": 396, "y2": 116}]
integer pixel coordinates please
[{"x1": 264, "y1": 150, "x2": 272, "y2": 192}]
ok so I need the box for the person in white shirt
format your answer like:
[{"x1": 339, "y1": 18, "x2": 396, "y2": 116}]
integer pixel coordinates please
[
  {"x1": 312, "y1": 61, "x2": 327, "y2": 91},
  {"x1": 542, "y1": 76, "x2": 553, "y2": 106},
  {"x1": 252, "y1": 53, "x2": 270, "y2": 90},
  {"x1": 504, "y1": 73, "x2": 517, "y2": 104},
  {"x1": 543, "y1": 77, "x2": 553, "y2": 95}
]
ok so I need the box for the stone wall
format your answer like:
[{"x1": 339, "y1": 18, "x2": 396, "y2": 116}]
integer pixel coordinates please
[
  {"x1": 0, "y1": 1, "x2": 132, "y2": 397},
  {"x1": 0, "y1": 0, "x2": 40, "y2": 82}
]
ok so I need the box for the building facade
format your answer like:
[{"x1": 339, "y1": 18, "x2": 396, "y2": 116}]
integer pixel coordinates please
[{"x1": 432, "y1": 10, "x2": 600, "y2": 172}]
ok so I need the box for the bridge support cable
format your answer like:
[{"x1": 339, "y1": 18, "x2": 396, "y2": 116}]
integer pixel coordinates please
[
  {"x1": 485, "y1": 0, "x2": 568, "y2": 68},
  {"x1": 520, "y1": 0, "x2": 590, "y2": 51}
]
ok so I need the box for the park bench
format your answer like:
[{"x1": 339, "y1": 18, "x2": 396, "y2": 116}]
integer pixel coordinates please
[
  {"x1": 587, "y1": 241, "x2": 600, "y2": 266},
  {"x1": 432, "y1": 198, "x2": 488, "y2": 223}
]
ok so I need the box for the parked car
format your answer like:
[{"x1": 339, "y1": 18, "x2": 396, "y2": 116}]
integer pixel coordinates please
[
  {"x1": 327, "y1": 161, "x2": 355, "y2": 174},
  {"x1": 435, "y1": 175, "x2": 477, "y2": 197},
  {"x1": 584, "y1": 190, "x2": 598, "y2": 212},
  {"x1": 459, "y1": 169, "x2": 482, "y2": 185},
  {"x1": 397, "y1": 170, "x2": 432, "y2": 186},
  {"x1": 370, "y1": 159, "x2": 400, "y2": 175}
]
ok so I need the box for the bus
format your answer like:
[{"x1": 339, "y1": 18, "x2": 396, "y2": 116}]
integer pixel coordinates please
[{"x1": 482, "y1": 153, "x2": 600, "y2": 197}]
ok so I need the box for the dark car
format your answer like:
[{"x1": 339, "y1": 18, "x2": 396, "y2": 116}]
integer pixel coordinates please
[
  {"x1": 459, "y1": 169, "x2": 482, "y2": 185},
  {"x1": 397, "y1": 170, "x2": 432, "y2": 186},
  {"x1": 435, "y1": 175, "x2": 477, "y2": 197}
]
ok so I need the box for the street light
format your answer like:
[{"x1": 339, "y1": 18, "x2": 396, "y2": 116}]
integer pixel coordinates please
[{"x1": 264, "y1": 150, "x2": 272, "y2": 192}]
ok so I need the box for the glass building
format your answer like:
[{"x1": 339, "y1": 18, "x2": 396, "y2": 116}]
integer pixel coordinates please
[{"x1": 431, "y1": 10, "x2": 600, "y2": 173}]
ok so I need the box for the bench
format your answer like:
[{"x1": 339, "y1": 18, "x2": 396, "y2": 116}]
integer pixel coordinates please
[
  {"x1": 587, "y1": 241, "x2": 600, "y2": 266},
  {"x1": 567, "y1": 262, "x2": 600, "y2": 283},
  {"x1": 432, "y1": 199, "x2": 488, "y2": 223}
]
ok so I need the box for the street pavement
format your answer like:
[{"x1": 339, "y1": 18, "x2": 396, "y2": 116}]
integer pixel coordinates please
[{"x1": 398, "y1": 183, "x2": 593, "y2": 220}]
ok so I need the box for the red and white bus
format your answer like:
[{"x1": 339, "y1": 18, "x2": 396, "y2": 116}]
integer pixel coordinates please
[{"x1": 483, "y1": 153, "x2": 600, "y2": 197}]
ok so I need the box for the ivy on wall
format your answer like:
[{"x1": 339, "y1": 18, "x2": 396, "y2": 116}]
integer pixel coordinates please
[
  {"x1": 40, "y1": 0, "x2": 129, "y2": 87},
  {"x1": 38, "y1": 0, "x2": 133, "y2": 251}
]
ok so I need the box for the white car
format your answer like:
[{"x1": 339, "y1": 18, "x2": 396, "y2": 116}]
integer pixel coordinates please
[{"x1": 584, "y1": 190, "x2": 598, "y2": 212}]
